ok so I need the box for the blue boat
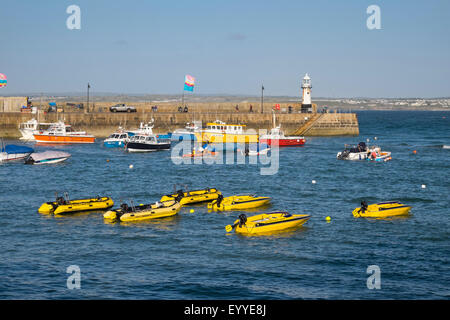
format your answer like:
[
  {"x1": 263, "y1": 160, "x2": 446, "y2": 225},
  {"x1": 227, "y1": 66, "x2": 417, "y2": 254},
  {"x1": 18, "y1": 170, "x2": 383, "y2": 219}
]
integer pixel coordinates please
[
  {"x1": 0, "y1": 144, "x2": 34, "y2": 162},
  {"x1": 103, "y1": 129, "x2": 130, "y2": 148}
]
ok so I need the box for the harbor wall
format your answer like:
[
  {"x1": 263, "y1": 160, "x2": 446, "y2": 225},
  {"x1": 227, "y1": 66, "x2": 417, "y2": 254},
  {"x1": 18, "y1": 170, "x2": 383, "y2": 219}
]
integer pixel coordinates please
[{"x1": 0, "y1": 110, "x2": 359, "y2": 138}]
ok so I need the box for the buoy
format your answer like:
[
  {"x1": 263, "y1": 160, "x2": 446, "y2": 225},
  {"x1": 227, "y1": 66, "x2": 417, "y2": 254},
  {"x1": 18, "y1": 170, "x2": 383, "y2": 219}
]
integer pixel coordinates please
[
  {"x1": 326, "y1": 216, "x2": 331, "y2": 222},
  {"x1": 421, "y1": 184, "x2": 426, "y2": 189},
  {"x1": 413, "y1": 150, "x2": 417, "y2": 154},
  {"x1": 312, "y1": 180, "x2": 316, "y2": 184},
  {"x1": 129, "y1": 164, "x2": 134, "y2": 169},
  {"x1": 374, "y1": 137, "x2": 377, "y2": 140},
  {"x1": 106, "y1": 159, "x2": 110, "y2": 162},
  {"x1": 190, "y1": 209, "x2": 195, "y2": 213}
]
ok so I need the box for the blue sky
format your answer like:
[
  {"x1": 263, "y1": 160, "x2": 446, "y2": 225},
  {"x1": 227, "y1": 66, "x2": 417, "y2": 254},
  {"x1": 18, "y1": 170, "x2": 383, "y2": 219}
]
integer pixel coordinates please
[{"x1": 0, "y1": 0, "x2": 449, "y2": 97}]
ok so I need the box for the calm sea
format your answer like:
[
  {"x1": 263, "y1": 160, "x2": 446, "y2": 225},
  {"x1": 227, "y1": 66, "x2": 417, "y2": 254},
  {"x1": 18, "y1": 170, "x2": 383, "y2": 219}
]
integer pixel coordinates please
[{"x1": 0, "y1": 111, "x2": 449, "y2": 299}]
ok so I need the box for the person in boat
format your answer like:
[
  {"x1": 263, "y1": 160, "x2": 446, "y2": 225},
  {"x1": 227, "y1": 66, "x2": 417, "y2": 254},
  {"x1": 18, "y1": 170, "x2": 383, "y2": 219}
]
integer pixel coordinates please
[
  {"x1": 56, "y1": 196, "x2": 67, "y2": 205},
  {"x1": 216, "y1": 194, "x2": 224, "y2": 207},
  {"x1": 358, "y1": 201, "x2": 368, "y2": 213},
  {"x1": 175, "y1": 189, "x2": 184, "y2": 202}
]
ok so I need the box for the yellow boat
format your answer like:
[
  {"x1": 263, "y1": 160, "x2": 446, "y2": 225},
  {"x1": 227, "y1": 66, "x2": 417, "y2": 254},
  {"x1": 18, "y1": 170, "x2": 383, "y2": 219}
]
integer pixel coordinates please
[
  {"x1": 160, "y1": 187, "x2": 221, "y2": 205},
  {"x1": 208, "y1": 194, "x2": 271, "y2": 211},
  {"x1": 104, "y1": 200, "x2": 181, "y2": 222},
  {"x1": 194, "y1": 120, "x2": 259, "y2": 144},
  {"x1": 225, "y1": 212, "x2": 310, "y2": 235},
  {"x1": 38, "y1": 195, "x2": 114, "y2": 215},
  {"x1": 352, "y1": 201, "x2": 412, "y2": 218}
]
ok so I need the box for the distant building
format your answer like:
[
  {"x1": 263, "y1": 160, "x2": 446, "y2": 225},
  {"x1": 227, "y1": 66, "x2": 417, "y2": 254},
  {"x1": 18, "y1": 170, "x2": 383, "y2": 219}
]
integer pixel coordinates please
[
  {"x1": 301, "y1": 74, "x2": 313, "y2": 113},
  {"x1": 0, "y1": 96, "x2": 30, "y2": 112}
]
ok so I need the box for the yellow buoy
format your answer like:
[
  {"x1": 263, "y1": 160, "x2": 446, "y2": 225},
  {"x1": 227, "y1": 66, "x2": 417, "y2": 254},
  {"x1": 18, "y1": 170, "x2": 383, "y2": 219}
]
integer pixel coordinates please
[
  {"x1": 190, "y1": 209, "x2": 195, "y2": 213},
  {"x1": 326, "y1": 216, "x2": 331, "y2": 222}
]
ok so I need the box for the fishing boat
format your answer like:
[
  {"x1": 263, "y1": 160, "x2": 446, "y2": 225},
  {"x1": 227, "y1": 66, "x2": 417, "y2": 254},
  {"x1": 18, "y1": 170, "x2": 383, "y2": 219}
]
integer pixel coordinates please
[
  {"x1": 25, "y1": 151, "x2": 71, "y2": 164},
  {"x1": 337, "y1": 142, "x2": 369, "y2": 160},
  {"x1": 125, "y1": 133, "x2": 171, "y2": 152},
  {"x1": 194, "y1": 120, "x2": 259, "y2": 144},
  {"x1": 103, "y1": 127, "x2": 130, "y2": 148},
  {"x1": 0, "y1": 143, "x2": 34, "y2": 163},
  {"x1": 38, "y1": 194, "x2": 114, "y2": 215},
  {"x1": 127, "y1": 120, "x2": 155, "y2": 137},
  {"x1": 352, "y1": 201, "x2": 411, "y2": 218},
  {"x1": 208, "y1": 194, "x2": 271, "y2": 211},
  {"x1": 259, "y1": 112, "x2": 305, "y2": 146},
  {"x1": 225, "y1": 212, "x2": 310, "y2": 234},
  {"x1": 33, "y1": 121, "x2": 95, "y2": 144},
  {"x1": 104, "y1": 200, "x2": 181, "y2": 222},
  {"x1": 18, "y1": 119, "x2": 55, "y2": 140},
  {"x1": 160, "y1": 187, "x2": 221, "y2": 205}
]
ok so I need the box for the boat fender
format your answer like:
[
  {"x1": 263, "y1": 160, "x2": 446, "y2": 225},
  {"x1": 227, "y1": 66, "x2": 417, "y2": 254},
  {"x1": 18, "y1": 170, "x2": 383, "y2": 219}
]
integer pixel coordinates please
[{"x1": 238, "y1": 214, "x2": 247, "y2": 227}]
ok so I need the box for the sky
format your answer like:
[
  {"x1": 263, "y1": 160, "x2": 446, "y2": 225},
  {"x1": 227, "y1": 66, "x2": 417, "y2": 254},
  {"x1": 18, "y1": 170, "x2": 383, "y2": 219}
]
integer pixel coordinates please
[{"x1": 0, "y1": 0, "x2": 449, "y2": 98}]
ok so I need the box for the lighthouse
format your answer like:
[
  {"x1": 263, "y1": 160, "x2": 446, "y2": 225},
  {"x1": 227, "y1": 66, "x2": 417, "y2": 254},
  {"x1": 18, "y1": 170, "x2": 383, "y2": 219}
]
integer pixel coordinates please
[{"x1": 301, "y1": 73, "x2": 312, "y2": 113}]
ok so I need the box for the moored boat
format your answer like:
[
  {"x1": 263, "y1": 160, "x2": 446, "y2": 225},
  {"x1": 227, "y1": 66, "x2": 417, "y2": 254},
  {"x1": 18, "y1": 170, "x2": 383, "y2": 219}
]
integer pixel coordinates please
[
  {"x1": 25, "y1": 150, "x2": 71, "y2": 164},
  {"x1": 104, "y1": 127, "x2": 130, "y2": 148},
  {"x1": 226, "y1": 212, "x2": 310, "y2": 234},
  {"x1": 160, "y1": 187, "x2": 221, "y2": 205},
  {"x1": 208, "y1": 194, "x2": 271, "y2": 211},
  {"x1": 33, "y1": 121, "x2": 95, "y2": 144},
  {"x1": 259, "y1": 126, "x2": 306, "y2": 147},
  {"x1": 0, "y1": 144, "x2": 34, "y2": 162},
  {"x1": 337, "y1": 142, "x2": 369, "y2": 160},
  {"x1": 195, "y1": 120, "x2": 259, "y2": 144},
  {"x1": 171, "y1": 122, "x2": 199, "y2": 141},
  {"x1": 18, "y1": 119, "x2": 55, "y2": 140},
  {"x1": 38, "y1": 194, "x2": 114, "y2": 215},
  {"x1": 352, "y1": 201, "x2": 411, "y2": 218},
  {"x1": 125, "y1": 133, "x2": 171, "y2": 152},
  {"x1": 104, "y1": 200, "x2": 181, "y2": 222}
]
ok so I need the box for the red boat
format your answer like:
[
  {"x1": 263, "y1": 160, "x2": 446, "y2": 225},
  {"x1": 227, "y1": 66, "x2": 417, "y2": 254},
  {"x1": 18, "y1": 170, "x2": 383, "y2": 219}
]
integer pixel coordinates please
[{"x1": 259, "y1": 126, "x2": 305, "y2": 147}]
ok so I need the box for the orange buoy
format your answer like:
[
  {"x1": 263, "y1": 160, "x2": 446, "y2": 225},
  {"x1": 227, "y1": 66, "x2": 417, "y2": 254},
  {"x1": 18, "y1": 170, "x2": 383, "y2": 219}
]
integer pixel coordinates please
[{"x1": 413, "y1": 150, "x2": 417, "y2": 154}]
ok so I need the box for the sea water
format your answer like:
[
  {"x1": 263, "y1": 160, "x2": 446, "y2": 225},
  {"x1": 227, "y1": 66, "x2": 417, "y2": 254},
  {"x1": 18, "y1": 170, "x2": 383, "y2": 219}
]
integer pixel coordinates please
[{"x1": 0, "y1": 111, "x2": 448, "y2": 299}]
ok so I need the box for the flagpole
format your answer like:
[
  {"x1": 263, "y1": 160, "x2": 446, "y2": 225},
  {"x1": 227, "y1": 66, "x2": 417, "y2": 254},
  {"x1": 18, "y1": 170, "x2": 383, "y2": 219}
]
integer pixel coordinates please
[{"x1": 261, "y1": 84, "x2": 264, "y2": 114}]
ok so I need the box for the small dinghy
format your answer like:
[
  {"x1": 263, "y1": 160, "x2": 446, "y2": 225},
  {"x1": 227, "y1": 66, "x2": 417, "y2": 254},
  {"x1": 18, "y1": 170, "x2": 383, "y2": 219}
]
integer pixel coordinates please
[
  {"x1": 208, "y1": 194, "x2": 271, "y2": 211},
  {"x1": 226, "y1": 212, "x2": 310, "y2": 235},
  {"x1": 38, "y1": 193, "x2": 114, "y2": 215},
  {"x1": 241, "y1": 143, "x2": 270, "y2": 156},
  {"x1": 25, "y1": 151, "x2": 71, "y2": 164},
  {"x1": 353, "y1": 201, "x2": 411, "y2": 218},
  {"x1": 160, "y1": 187, "x2": 221, "y2": 205},
  {"x1": 337, "y1": 142, "x2": 368, "y2": 160},
  {"x1": 104, "y1": 200, "x2": 181, "y2": 222}
]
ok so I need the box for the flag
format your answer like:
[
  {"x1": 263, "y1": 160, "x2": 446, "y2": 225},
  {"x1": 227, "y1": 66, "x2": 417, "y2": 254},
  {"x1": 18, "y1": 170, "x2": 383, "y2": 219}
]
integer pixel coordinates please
[
  {"x1": 0, "y1": 73, "x2": 7, "y2": 88},
  {"x1": 184, "y1": 75, "x2": 195, "y2": 92}
]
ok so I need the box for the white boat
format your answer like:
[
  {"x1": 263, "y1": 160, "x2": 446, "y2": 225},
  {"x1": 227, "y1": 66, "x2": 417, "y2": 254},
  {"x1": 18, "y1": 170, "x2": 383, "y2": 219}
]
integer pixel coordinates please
[
  {"x1": 171, "y1": 122, "x2": 200, "y2": 141},
  {"x1": 241, "y1": 143, "x2": 271, "y2": 156},
  {"x1": 337, "y1": 142, "x2": 369, "y2": 160},
  {"x1": 0, "y1": 143, "x2": 34, "y2": 163},
  {"x1": 25, "y1": 151, "x2": 71, "y2": 164},
  {"x1": 18, "y1": 118, "x2": 55, "y2": 140},
  {"x1": 128, "y1": 120, "x2": 155, "y2": 137},
  {"x1": 367, "y1": 149, "x2": 392, "y2": 162}
]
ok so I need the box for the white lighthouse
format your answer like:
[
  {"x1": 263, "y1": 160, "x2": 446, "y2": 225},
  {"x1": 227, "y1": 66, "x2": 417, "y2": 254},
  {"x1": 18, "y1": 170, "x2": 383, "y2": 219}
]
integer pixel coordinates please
[{"x1": 301, "y1": 73, "x2": 312, "y2": 113}]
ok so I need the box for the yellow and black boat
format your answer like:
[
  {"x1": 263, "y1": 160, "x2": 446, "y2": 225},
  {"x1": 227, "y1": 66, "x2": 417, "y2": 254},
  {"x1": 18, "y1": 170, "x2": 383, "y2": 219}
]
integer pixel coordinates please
[
  {"x1": 160, "y1": 187, "x2": 221, "y2": 206},
  {"x1": 225, "y1": 212, "x2": 310, "y2": 235},
  {"x1": 352, "y1": 201, "x2": 412, "y2": 218},
  {"x1": 208, "y1": 194, "x2": 271, "y2": 211},
  {"x1": 104, "y1": 199, "x2": 181, "y2": 222},
  {"x1": 38, "y1": 195, "x2": 114, "y2": 215}
]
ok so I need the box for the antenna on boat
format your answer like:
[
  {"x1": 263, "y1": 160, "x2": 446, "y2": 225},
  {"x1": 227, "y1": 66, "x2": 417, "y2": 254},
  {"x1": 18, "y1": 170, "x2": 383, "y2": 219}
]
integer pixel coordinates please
[{"x1": 64, "y1": 192, "x2": 69, "y2": 201}]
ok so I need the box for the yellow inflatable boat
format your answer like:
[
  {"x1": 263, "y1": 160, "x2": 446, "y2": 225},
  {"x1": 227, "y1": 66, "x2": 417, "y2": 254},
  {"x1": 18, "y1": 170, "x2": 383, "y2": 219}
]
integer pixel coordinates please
[
  {"x1": 225, "y1": 212, "x2": 310, "y2": 235},
  {"x1": 353, "y1": 201, "x2": 412, "y2": 218},
  {"x1": 208, "y1": 194, "x2": 271, "y2": 211},
  {"x1": 104, "y1": 200, "x2": 181, "y2": 222},
  {"x1": 160, "y1": 187, "x2": 221, "y2": 205},
  {"x1": 38, "y1": 195, "x2": 114, "y2": 215}
]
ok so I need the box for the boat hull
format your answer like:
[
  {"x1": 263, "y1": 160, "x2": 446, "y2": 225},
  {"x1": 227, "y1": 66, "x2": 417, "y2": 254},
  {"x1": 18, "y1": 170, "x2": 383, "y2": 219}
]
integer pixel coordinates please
[
  {"x1": 160, "y1": 188, "x2": 221, "y2": 205},
  {"x1": 104, "y1": 200, "x2": 181, "y2": 222},
  {"x1": 126, "y1": 142, "x2": 171, "y2": 152},
  {"x1": 260, "y1": 137, "x2": 305, "y2": 147},
  {"x1": 34, "y1": 134, "x2": 95, "y2": 144},
  {"x1": 38, "y1": 197, "x2": 114, "y2": 215}
]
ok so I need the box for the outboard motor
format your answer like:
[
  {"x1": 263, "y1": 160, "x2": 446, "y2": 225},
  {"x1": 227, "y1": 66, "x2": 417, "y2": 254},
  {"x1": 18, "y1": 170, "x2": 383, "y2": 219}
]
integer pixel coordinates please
[
  {"x1": 238, "y1": 214, "x2": 247, "y2": 227},
  {"x1": 175, "y1": 189, "x2": 184, "y2": 202},
  {"x1": 216, "y1": 194, "x2": 224, "y2": 207},
  {"x1": 338, "y1": 149, "x2": 350, "y2": 160},
  {"x1": 358, "y1": 142, "x2": 367, "y2": 152}
]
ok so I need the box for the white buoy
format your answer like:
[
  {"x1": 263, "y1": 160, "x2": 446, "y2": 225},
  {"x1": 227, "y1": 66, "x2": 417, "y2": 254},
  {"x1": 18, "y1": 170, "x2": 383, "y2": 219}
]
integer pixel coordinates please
[
  {"x1": 421, "y1": 184, "x2": 426, "y2": 189},
  {"x1": 129, "y1": 164, "x2": 134, "y2": 169},
  {"x1": 312, "y1": 180, "x2": 316, "y2": 184},
  {"x1": 374, "y1": 137, "x2": 378, "y2": 140}
]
